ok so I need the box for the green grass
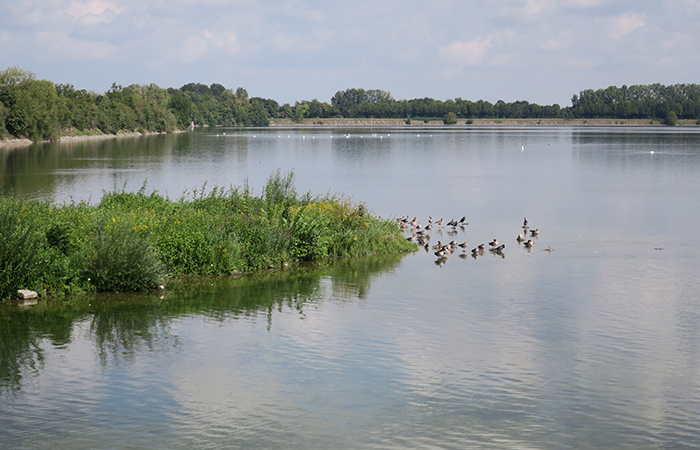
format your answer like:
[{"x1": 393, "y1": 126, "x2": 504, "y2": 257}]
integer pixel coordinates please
[{"x1": 0, "y1": 170, "x2": 416, "y2": 300}]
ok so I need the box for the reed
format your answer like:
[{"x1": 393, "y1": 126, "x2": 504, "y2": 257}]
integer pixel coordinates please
[{"x1": 0, "y1": 170, "x2": 416, "y2": 299}]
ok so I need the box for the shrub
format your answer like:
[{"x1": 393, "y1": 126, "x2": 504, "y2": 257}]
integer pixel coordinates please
[
  {"x1": 0, "y1": 199, "x2": 45, "y2": 299},
  {"x1": 664, "y1": 111, "x2": 678, "y2": 126},
  {"x1": 82, "y1": 219, "x2": 166, "y2": 292},
  {"x1": 443, "y1": 112, "x2": 458, "y2": 125}
]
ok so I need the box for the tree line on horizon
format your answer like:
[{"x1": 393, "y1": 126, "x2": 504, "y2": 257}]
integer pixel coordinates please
[{"x1": 1, "y1": 66, "x2": 698, "y2": 142}]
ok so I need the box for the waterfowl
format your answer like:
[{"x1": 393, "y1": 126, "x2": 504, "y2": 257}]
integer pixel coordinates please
[
  {"x1": 524, "y1": 240, "x2": 534, "y2": 248},
  {"x1": 458, "y1": 242, "x2": 468, "y2": 249},
  {"x1": 516, "y1": 234, "x2": 526, "y2": 243},
  {"x1": 530, "y1": 228, "x2": 539, "y2": 236},
  {"x1": 478, "y1": 244, "x2": 486, "y2": 250},
  {"x1": 523, "y1": 217, "x2": 528, "y2": 227},
  {"x1": 489, "y1": 239, "x2": 498, "y2": 247}
]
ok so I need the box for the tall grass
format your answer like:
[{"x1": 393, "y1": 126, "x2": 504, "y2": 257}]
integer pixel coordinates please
[{"x1": 0, "y1": 170, "x2": 416, "y2": 300}]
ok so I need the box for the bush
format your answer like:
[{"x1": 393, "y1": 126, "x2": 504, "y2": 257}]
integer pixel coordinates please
[
  {"x1": 82, "y1": 219, "x2": 166, "y2": 292},
  {"x1": 443, "y1": 112, "x2": 458, "y2": 125},
  {"x1": 0, "y1": 199, "x2": 45, "y2": 299},
  {"x1": 664, "y1": 111, "x2": 678, "y2": 126}
]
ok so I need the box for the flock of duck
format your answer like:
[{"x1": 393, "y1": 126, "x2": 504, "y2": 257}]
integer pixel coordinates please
[{"x1": 397, "y1": 215, "x2": 552, "y2": 266}]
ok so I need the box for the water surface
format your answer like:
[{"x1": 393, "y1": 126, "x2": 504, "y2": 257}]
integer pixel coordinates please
[{"x1": 1, "y1": 126, "x2": 700, "y2": 449}]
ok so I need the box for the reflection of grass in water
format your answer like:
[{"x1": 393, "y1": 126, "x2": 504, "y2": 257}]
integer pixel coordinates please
[{"x1": 0, "y1": 253, "x2": 406, "y2": 392}]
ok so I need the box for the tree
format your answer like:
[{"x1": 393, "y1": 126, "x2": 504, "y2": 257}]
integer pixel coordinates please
[
  {"x1": 443, "y1": 112, "x2": 458, "y2": 125},
  {"x1": 664, "y1": 111, "x2": 678, "y2": 126},
  {"x1": 235, "y1": 87, "x2": 249, "y2": 99},
  {"x1": 292, "y1": 103, "x2": 309, "y2": 123}
]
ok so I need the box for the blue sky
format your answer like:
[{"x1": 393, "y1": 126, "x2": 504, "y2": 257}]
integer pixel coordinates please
[{"x1": 1, "y1": 0, "x2": 699, "y2": 106}]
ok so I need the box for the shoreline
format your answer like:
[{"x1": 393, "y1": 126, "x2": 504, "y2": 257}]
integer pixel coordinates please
[
  {"x1": 271, "y1": 117, "x2": 700, "y2": 127},
  {"x1": 0, "y1": 129, "x2": 185, "y2": 148},
  {"x1": 3, "y1": 118, "x2": 698, "y2": 148}
]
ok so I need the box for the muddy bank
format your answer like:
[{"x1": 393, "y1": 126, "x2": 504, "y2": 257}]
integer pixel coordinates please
[{"x1": 0, "y1": 130, "x2": 185, "y2": 149}]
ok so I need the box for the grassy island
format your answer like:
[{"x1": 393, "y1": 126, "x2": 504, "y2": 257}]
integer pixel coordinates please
[{"x1": 0, "y1": 170, "x2": 416, "y2": 300}]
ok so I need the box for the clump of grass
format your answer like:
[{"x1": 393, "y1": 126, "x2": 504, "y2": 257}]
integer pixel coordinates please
[
  {"x1": 0, "y1": 170, "x2": 416, "y2": 300},
  {"x1": 0, "y1": 199, "x2": 46, "y2": 299},
  {"x1": 82, "y1": 218, "x2": 166, "y2": 292}
]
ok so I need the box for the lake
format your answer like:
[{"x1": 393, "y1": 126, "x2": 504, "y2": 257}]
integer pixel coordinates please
[{"x1": 2, "y1": 126, "x2": 700, "y2": 449}]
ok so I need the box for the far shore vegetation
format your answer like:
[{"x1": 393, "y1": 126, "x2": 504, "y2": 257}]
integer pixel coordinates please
[
  {"x1": 1, "y1": 66, "x2": 699, "y2": 143},
  {"x1": 0, "y1": 170, "x2": 416, "y2": 301}
]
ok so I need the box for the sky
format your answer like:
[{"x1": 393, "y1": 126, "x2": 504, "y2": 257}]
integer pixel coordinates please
[{"x1": 1, "y1": 0, "x2": 699, "y2": 106}]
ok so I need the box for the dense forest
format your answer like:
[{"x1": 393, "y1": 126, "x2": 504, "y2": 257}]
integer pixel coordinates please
[{"x1": 1, "y1": 66, "x2": 698, "y2": 142}]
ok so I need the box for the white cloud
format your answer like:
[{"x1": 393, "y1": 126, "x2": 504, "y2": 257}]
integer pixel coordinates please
[
  {"x1": 500, "y1": 0, "x2": 553, "y2": 20},
  {"x1": 661, "y1": 32, "x2": 693, "y2": 51},
  {"x1": 35, "y1": 30, "x2": 117, "y2": 60},
  {"x1": 66, "y1": 0, "x2": 126, "y2": 23},
  {"x1": 178, "y1": 29, "x2": 240, "y2": 63},
  {"x1": 563, "y1": 0, "x2": 604, "y2": 7},
  {"x1": 272, "y1": 32, "x2": 334, "y2": 52},
  {"x1": 438, "y1": 37, "x2": 492, "y2": 66},
  {"x1": 565, "y1": 55, "x2": 596, "y2": 69},
  {"x1": 609, "y1": 12, "x2": 646, "y2": 39},
  {"x1": 541, "y1": 30, "x2": 573, "y2": 51}
]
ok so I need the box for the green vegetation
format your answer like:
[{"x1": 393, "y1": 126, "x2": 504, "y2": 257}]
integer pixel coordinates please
[
  {"x1": 2, "y1": 65, "x2": 700, "y2": 142},
  {"x1": 0, "y1": 170, "x2": 416, "y2": 300},
  {"x1": 664, "y1": 111, "x2": 679, "y2": 126},
  {"x1": 443, "y1": 112, "x2": 458, "y2": 125}
]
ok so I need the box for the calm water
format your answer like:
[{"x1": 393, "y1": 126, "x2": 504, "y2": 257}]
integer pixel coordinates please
[{"x1": 2, "y1": 126, "x2": 700, "y2": 449}]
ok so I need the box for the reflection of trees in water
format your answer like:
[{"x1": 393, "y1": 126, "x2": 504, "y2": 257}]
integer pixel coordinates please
[
  {"x1": 0, "y1": 302, "x2": 78, "y2": 393},
  {"x1": 0, "y1": 253, "x2": 405, "y2": 391}
]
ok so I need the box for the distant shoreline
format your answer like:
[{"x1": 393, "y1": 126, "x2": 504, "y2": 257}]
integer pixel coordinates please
[
  {"x1": 0, "y1": 130, "x2": 184, "y2": 148},
  {"x1": 270, "y1": 117, "x2": 700, "y2": 127},
  {"x1": 3, "y1": 118, "x2": 698, "y2": 148}
]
